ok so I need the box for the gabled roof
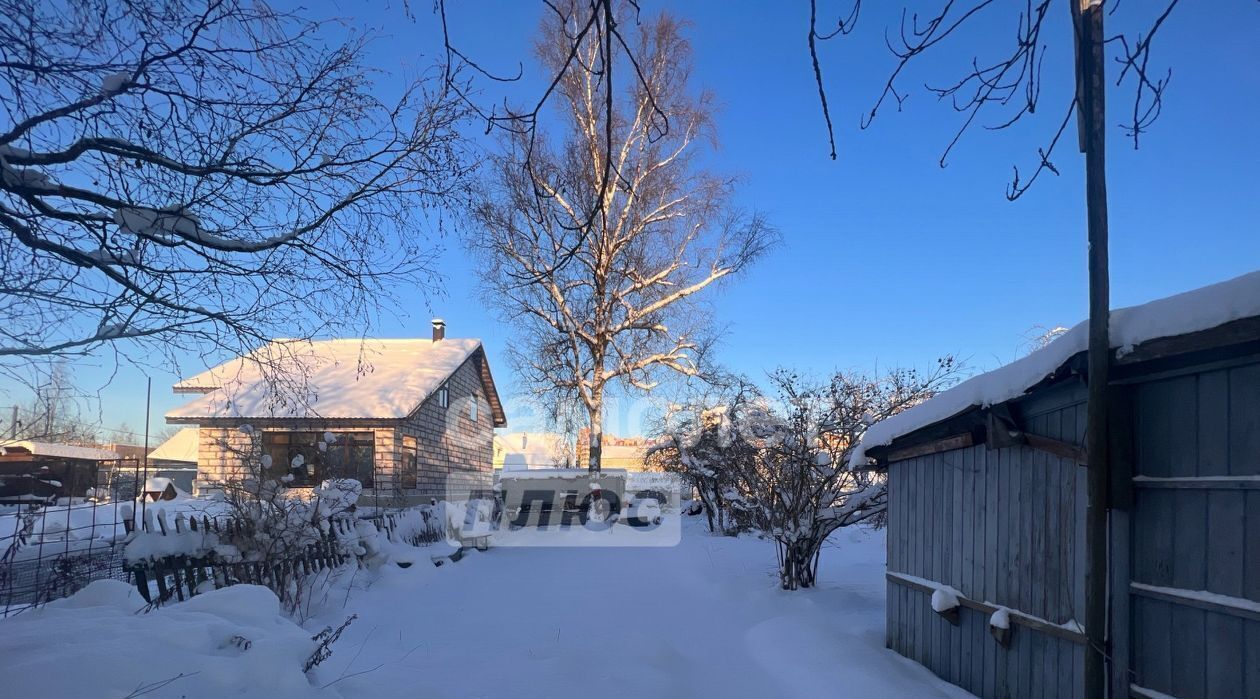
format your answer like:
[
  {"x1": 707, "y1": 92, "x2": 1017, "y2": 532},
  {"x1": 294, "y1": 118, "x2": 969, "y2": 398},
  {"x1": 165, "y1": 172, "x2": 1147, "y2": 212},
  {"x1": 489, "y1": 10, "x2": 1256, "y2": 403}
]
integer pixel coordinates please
[
  {"x1": 852, "y1": 269, "x2": 1260, "y2": 466},
  {"x1": 166, "y1": 338, "x2": 506, "y2": 424},
  {"x1": 148, "y1": 427, "x2": 199, "y2": 464}
]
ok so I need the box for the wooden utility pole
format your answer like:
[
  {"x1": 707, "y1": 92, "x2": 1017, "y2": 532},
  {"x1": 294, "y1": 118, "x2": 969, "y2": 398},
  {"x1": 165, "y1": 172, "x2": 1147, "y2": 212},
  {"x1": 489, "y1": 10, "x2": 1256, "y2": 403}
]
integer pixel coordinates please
[
  {"x1": 140, "y1": 375, "x2": 152, "y2": 524},
  {"x1": 1074, "y1": 1, "x2": 1111, "y2": 697}
]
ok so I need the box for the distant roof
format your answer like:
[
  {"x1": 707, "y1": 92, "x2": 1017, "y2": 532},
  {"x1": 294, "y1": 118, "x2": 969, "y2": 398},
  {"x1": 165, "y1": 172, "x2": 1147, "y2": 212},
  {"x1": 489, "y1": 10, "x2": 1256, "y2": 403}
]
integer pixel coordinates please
[
  {"x1": 852, "y1": 269, "x2": 1260, "y2": 466},
  {"x1": 0, "y1": 441, "x2": 119, "y2": 461},
  {"x1": 494, "y1": 431, "x2": 571, "y2": 470},
  {"x1": 167, "y1": 337, "x2": 505, "y2": 423},
  {"x1": 148, "y1": 427, "x2": 199, "y2": 464}
]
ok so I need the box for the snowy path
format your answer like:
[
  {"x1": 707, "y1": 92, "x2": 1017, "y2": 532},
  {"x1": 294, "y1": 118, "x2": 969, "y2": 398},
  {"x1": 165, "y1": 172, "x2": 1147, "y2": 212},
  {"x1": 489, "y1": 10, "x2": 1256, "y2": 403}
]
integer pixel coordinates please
[{"x1": 309, "y1": 517, "x2": 973, "y2": 698}]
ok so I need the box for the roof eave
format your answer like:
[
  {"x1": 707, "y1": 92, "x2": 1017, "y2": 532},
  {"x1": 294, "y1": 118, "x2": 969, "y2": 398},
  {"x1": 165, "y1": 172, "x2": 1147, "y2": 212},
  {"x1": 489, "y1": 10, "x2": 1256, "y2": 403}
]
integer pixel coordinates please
[{"x1": 867, "y1": 315, "x2": 1260, "y2": 463}]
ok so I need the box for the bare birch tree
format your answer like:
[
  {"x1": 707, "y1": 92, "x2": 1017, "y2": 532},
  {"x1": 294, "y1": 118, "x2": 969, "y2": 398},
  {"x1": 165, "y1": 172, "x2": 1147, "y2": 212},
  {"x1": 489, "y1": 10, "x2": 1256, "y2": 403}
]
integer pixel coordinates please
[
  {"x1": 469, "y1": 3, "x2": 775, "y2": 471},
  {"x1": 0, "y1": 0, "x2": 474, "y2": 391}
]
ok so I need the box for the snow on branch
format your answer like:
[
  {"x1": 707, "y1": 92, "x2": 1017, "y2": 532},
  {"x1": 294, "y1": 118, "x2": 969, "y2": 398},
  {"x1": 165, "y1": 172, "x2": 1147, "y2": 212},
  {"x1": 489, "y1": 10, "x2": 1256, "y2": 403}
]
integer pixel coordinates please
[
  {"x1": 0, "y1": 0, "x2": 474, "y2": 388},
  {"x1": 650, "y1": 361, "x2": 962, "y2": 590}
]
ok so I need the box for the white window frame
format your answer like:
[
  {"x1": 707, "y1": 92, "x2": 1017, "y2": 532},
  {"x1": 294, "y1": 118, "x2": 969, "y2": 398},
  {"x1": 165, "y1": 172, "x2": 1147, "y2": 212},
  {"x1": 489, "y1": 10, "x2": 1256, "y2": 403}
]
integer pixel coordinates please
[
  {"x1": 470, "y1": 393, "x2": 478, "y2": 422},
  {"x1": 438, "y1": 383, "x2": 449, "y2": 409}
]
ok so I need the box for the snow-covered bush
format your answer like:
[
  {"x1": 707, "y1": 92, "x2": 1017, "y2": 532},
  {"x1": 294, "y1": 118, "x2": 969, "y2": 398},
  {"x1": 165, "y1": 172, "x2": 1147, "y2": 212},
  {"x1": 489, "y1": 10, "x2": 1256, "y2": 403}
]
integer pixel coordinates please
[
  {"x1": 649, "y1": 384, "x2": 761, "y2": 535},
  {"x1": 653, "y1": 362, "x2": 961, "y2": 590},
  {"x1": 188, "y1": 430, "x2": 373, "y2": 616},
  {"x1": 386, "y1": 506, "x2": 445, "y2": 546}
]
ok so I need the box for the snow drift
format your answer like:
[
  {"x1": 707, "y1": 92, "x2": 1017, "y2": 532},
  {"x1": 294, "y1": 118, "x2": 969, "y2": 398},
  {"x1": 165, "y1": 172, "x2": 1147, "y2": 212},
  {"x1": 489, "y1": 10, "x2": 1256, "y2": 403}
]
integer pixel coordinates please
[{"x1": 0, "y1": 581, "x2": 333, "y2": 698}]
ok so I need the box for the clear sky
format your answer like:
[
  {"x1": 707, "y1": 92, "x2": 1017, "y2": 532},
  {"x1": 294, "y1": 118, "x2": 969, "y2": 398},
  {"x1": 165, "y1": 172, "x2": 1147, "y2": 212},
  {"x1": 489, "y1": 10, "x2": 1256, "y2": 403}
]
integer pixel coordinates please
[{"x1": 7, "y1": 1, "x2": 1258, "y2": 442}]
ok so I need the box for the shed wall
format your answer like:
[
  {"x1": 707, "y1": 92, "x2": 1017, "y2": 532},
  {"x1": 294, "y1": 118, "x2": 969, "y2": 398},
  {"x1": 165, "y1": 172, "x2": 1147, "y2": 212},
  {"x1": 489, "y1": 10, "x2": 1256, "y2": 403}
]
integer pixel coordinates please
[
  {"x1": 886, "y1": 380, "x2": 1087, "y2": 699},
  {"x1": 1121, "y1": 358, "x2": 1260, "y2": 699}
]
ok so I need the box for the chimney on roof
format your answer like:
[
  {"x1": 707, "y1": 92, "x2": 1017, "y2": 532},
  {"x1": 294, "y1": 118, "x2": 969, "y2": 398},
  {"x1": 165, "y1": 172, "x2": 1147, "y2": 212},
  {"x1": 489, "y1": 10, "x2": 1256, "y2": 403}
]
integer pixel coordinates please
[{"x1": 431, "y1": 318, "x2": 446, "y2": 342}]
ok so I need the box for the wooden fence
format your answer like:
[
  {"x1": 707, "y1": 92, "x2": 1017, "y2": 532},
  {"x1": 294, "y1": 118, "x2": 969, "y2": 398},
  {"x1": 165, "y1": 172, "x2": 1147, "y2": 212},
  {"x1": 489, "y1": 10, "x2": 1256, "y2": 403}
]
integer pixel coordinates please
[{"x1": 123, "y1": 507, "x2": 443, "y2": 607}]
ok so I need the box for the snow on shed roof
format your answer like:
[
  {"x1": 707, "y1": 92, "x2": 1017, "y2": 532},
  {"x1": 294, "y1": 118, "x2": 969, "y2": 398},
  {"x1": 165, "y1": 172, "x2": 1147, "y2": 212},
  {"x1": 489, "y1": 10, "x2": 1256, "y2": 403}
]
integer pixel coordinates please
[
  {"x1": 852, "y1": 269, "x2": 1260, "y2": 467},
  {"x1": 0, "y1": 441, "x2": 120, "y2": 461},
  {"x1": 148, "y1": 427, "x2": 199, "y2": 464},
  {"x1": 167, "y1": 337, "x2": 484, "y2": 421}
]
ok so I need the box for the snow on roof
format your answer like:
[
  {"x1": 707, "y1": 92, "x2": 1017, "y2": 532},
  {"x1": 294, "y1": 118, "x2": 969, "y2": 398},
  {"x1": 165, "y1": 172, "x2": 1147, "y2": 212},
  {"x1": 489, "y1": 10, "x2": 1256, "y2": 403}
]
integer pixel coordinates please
[
  {"x1": 852, "y1": 270, "x2": 1260, "y2": 467},
  {"x1": 148, "y1": 427, "x2": 199, "y2": 464},
  {"x1": 166, "y1": 338, "x2": 483, "y2": 421},
  {"x1": 0, "y1": 441, "x2": 120, "y2": 461},
  {"x1": 143, "y1": 477, "x2": 177, "y2": 492}
]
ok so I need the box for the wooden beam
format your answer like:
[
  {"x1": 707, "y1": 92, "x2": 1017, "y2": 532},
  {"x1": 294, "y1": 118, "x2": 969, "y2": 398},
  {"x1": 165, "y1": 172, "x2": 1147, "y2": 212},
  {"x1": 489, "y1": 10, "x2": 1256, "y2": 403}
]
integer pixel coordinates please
[
  {"x1": 1115, "y1": 316, "x2": 1260, "y2": 366},
  {"x1": 1132, "y1": 476, "x2": 1260, "y2": 491},
  {"x1": 883, "y1": 432, "x2": 974, "y2": 463},
  {"x1": 1130, "y1": 582, "x2": 1260, "y2": 624},
  {"x1": 886, "y1": 572, "x2": 1088, "y2": 645},
  {"x1": 865, "y1": 407, "x2": 986, "y2": 463},
  {"x1": 1024, "y1": 433, "x2": 1088, "y2": 464},
  {"x1": 988, "y1": 401, "x2": 1088, "y2": 462}
]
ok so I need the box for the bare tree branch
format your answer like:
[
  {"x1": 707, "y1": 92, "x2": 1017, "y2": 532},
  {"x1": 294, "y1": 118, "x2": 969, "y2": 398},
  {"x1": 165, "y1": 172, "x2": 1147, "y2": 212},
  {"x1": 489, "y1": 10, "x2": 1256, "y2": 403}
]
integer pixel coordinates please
[
  {"x1": 0, "y1": 0, "x2": 475, "y2": 392},
  {"x1": 804, "y1": 0, "x2": 1185, "y2": 195}
]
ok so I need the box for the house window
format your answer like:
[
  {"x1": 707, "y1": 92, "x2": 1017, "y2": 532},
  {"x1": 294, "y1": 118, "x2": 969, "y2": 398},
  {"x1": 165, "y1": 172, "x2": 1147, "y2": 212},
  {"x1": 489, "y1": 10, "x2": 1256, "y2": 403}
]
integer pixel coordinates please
[
  {"x1": 470, "y1": 393, "x2": 478, "y2": 422},
  {"x1": 401, "y1": 435, "x2": 418, "y2": 490},
  {"x1": 438, "y1": 383, "x2": 449, "y2": 409},
  {"x1": 261, "y1": 431, "x2": 375, "y2": 489}
]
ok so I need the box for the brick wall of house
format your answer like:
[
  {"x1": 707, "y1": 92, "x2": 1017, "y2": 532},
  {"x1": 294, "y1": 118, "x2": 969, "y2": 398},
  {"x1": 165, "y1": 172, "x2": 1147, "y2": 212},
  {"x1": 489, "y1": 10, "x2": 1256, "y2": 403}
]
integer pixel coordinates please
[
  {"x1": 192, "y1": 353, "x2": 495, "y2": 503},
  {"x1": 196, "y1": 425, "x2": 258, "y2": 484},
  {"x1": 396, "y1": 354, "x2": 495, "y2": 501}
]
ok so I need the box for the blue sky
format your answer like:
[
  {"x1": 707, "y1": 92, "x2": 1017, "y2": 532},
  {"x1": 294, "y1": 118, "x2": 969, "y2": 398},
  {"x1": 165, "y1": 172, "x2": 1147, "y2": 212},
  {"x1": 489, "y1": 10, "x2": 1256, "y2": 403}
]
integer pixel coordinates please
[{"x1": 9, "y1": 1, "x2": 1258, "y2": 441}]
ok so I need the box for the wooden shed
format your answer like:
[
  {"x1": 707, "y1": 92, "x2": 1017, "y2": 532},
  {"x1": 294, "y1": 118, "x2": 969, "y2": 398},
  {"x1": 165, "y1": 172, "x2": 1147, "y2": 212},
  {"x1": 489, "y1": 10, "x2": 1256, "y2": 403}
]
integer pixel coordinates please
[
  {"x1": 0, "y1": 441, "x2": 121, "y2": 503},
  {"x1": 856, "y1": 271, "x2": 1260, "y2": 699}
]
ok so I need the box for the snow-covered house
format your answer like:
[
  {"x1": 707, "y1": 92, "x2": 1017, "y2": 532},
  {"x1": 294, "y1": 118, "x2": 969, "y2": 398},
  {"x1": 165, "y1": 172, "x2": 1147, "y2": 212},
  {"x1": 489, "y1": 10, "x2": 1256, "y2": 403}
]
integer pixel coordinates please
[
  {"x1": 855, "y1": 270, "x2": 1260, "y2": 699},
  {"x1": 166, "y1": 320, "x2": 506, "y2": 503},
  {"x1": 145, "y1": 426, "x2": 201, "y2": 491}
]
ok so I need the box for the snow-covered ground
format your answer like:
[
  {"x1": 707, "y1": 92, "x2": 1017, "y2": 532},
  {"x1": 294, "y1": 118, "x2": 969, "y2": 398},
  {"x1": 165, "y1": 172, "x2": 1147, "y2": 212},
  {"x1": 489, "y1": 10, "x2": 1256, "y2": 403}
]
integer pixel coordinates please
[{"x1": 0, "y1": 515, "x2": 972, "y2": 698}]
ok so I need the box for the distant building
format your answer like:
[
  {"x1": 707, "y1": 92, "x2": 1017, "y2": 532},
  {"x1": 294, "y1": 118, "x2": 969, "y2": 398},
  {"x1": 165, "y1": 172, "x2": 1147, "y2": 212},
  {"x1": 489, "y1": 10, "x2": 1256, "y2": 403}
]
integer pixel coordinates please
[
  {"x1": 493, "y1": 432, "x2": 572, "y2": 470},
  {"x1": 99, "y1": 442, "x2": 151, "y2": 461},
  {"x1": 574, "y1": 429, "x2": 663, "y2": 472},
  {"x1": 0, "y1": 441, "x2": 119, "y2": 503}
]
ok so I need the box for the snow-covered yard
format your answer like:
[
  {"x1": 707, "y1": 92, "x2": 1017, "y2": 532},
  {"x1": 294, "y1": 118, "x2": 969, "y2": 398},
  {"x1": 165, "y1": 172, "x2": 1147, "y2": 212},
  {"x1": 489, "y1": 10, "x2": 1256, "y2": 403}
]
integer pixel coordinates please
[{"x1": 0, "y1": 515, "x2": 972, "y2": 698}]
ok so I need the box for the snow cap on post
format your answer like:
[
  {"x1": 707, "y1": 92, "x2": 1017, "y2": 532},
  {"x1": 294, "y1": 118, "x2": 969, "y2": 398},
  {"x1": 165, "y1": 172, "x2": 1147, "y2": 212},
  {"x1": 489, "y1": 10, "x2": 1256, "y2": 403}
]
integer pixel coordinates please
[{"x1": 431, "y1": 318, "x2": 446, "y2": 342}]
